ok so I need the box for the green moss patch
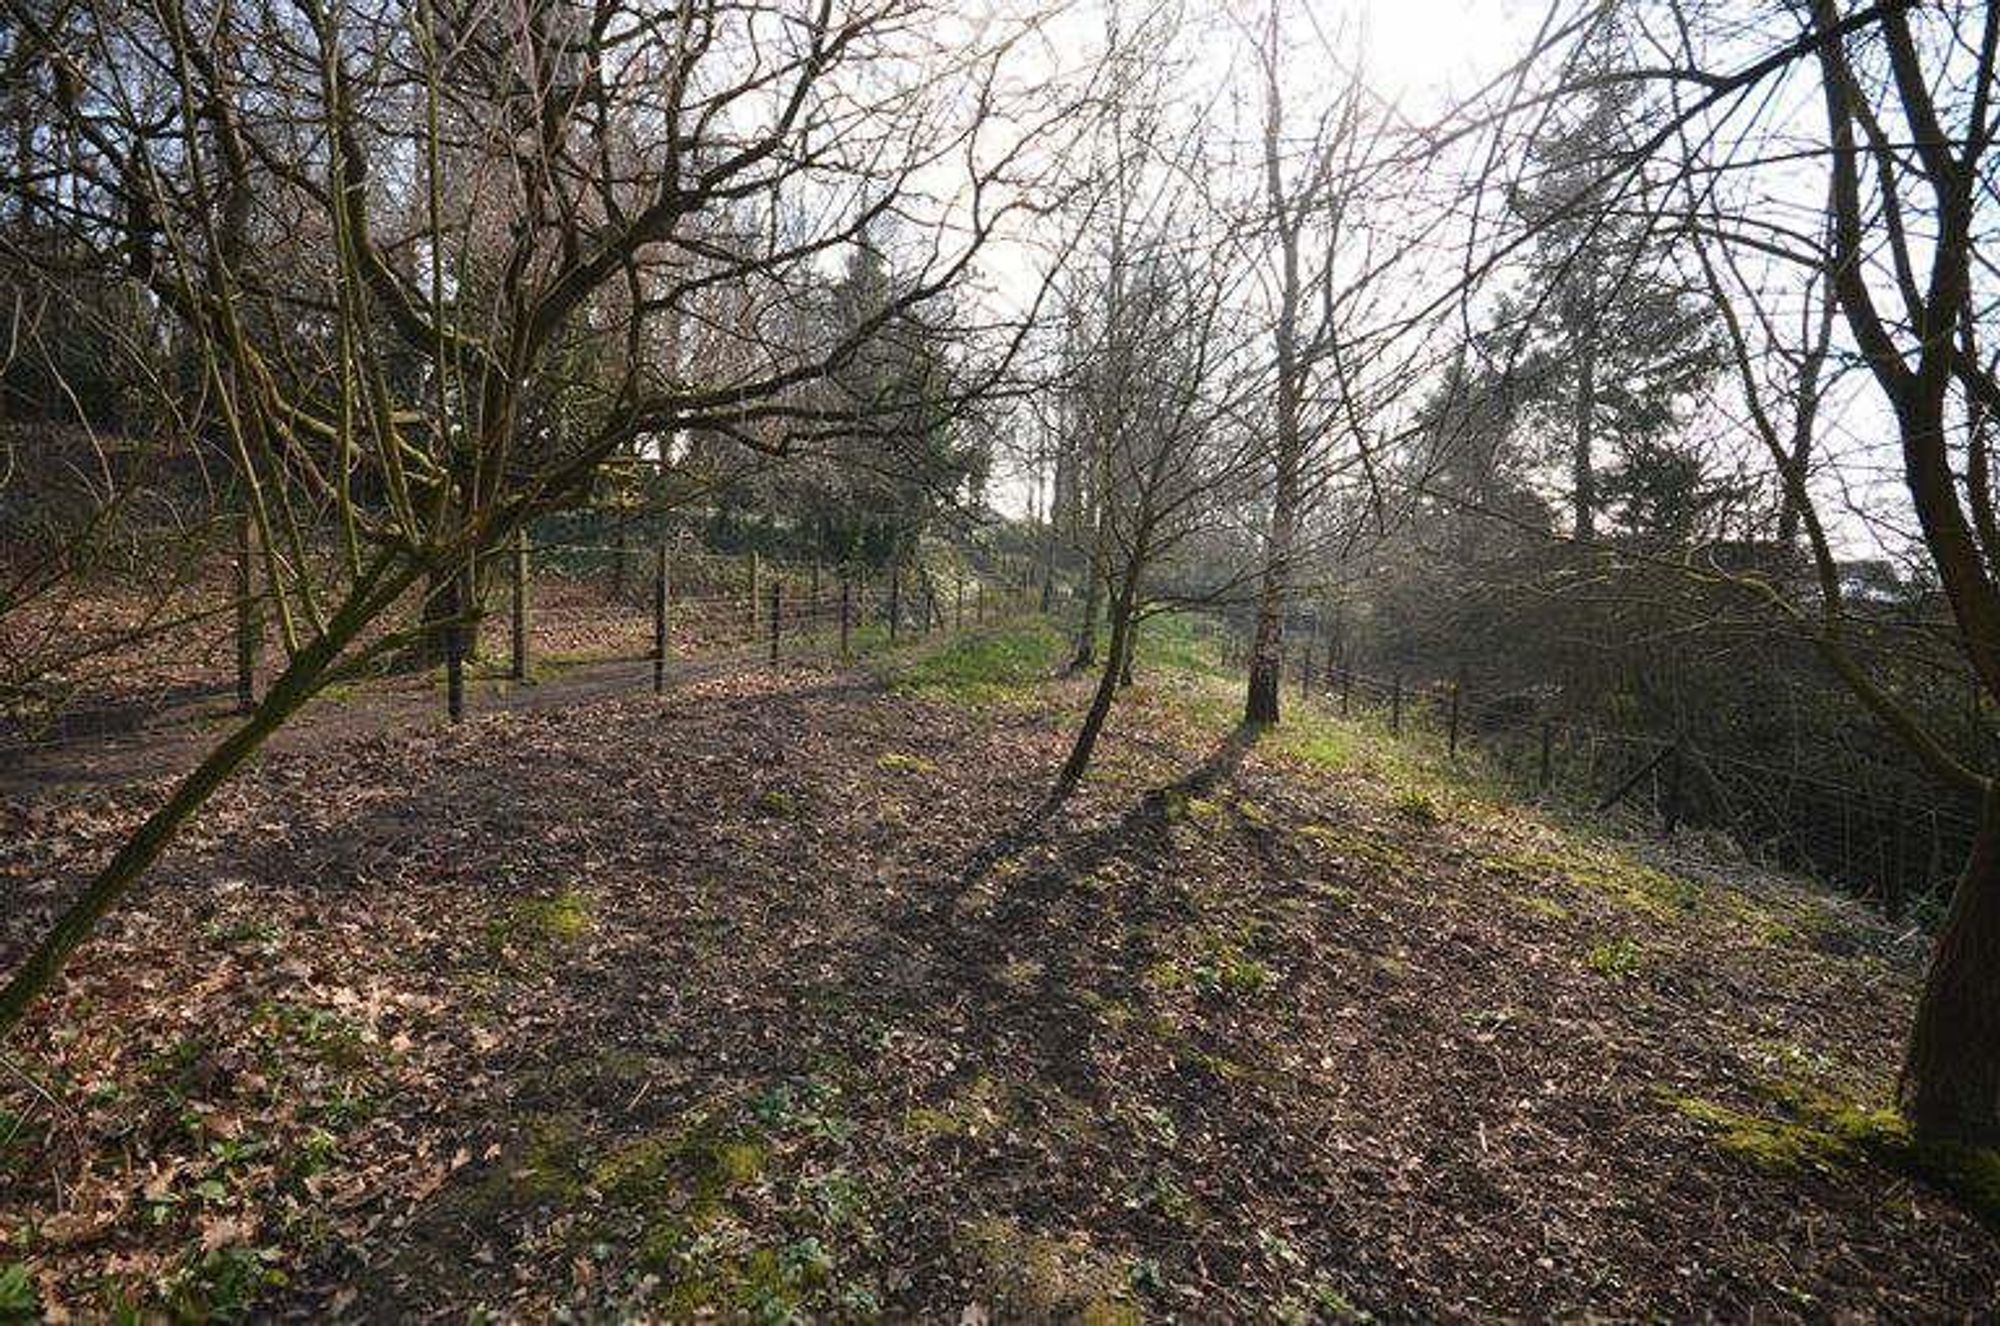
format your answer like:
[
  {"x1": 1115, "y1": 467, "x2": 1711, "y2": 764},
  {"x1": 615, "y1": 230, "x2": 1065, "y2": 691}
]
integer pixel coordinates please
[
  {"x1": 960, "y1": 1216, "x2": 1140, "y2": 1323},
  {"x1": 488, "y1": 888, "x2": 593, "y2": 953},
  {"x1": 1661, "y1": 1081, "x2": 2000, "y2": 1222},
  {"x1": 876, "y1": 751, "x2": 938, "y2": 775}
]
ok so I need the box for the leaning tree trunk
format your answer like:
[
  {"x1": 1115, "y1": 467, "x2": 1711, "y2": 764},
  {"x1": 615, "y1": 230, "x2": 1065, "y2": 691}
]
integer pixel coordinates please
[
  {"x1": 1901, "y1": 784, "x2": 2000, "y2": 1145},
  {"x1": 1056, "y1": 577, "x2": 1137, "y2": 793},
  {"x1": 0, "y1": 562, "x2": 416, "y2": 1038}
]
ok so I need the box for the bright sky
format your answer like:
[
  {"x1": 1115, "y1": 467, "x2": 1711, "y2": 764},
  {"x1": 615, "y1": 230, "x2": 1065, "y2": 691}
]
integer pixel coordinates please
[{"x1": 1338, "y1": 0, "x2": 1528, "y2": 115}]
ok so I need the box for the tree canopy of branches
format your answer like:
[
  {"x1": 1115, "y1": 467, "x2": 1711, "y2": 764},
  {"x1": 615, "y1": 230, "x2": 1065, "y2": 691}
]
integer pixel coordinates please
[{"x1": 0, "y1": 0, "x2": 1069, "y2": 1034}]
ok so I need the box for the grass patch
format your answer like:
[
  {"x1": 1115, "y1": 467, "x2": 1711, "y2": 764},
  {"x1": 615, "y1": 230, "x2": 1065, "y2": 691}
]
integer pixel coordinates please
[
  {"x1": 1516, "y1": 894, "x2": 1571, "y2": 921},
  {"x1": 885, "y1": 618, "x2": 1064, "y2": 704},
  {"x1": 1586, "y1": 936, "x2": 1646, "y2": 977},
  {"x1": 876, "y1": 751, "x2": 938, "y2": 776},
  {"x1": 1486, "y1": 836, "x2": 1700, "y2": 918},
  {"x1": 1130, "y1": 612, "x2": 1229, "y2": 679}
]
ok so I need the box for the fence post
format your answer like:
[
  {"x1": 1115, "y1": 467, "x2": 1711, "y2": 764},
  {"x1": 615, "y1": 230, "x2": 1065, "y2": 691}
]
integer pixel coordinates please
[
  {"x1": 1538, "y1": 720, "x2": 1553, "y2": 791},
  {"x1": 749, "y1": 552, "x2": 761, "y2": 633},
  {"x1": 889, "y1": 566, "x2": 901, "y2": 642},
  {"x1": 768, "y1": 579, "x2": 782, "y2": 664},
  {"x1": 511, "y1": 526, "x2": 530, "y2": 681},
  {"x1": 234, "y1": 508, "x2": 257, "y2": 713},
  {"x1": 445, "y1": 569, "x2": 466, "y2": 724},
  {"x1": 923, "y1": 582, "x2": 935, "y2": 636},
  {"x1": 1298, "y1": 641, "x2": 1310, "y2": 701},
  {"x1": 1662, "y1": 742, "x2": 1685, "y2": 834},
  {"x1": 1888, "y1": 795, "x2": 1907, "y2": 921},
  {"x1": 1339, "y1": 667, "x2": 1351, "y2": 717},
  {"x1": 840, "y1": 578, "x2": 852, "y2": 659},
  {"x1": 811, "y1": 559, "x2": 822, "y2": 627},
  {"x1": 977, "y1": 580, "x2": 985, "y2": 625},
  {"x1": 653, "y1": 543, "x2": 669, "y2": 694},
  {"x1": 956, "y1": 577, "x2": 965, "y2": 631},
  {"x1": 1448, "y1": 681, "x2": 1462, "y2": 759},
  {"x1": 1390, "y1": 674, "x2": 1402, "y2": 734}
]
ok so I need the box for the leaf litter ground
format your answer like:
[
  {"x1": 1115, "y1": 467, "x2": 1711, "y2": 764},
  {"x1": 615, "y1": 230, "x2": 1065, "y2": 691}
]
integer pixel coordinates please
[{"x1": 1, "y1": 622, "x2": 1995, "y2": 1320}]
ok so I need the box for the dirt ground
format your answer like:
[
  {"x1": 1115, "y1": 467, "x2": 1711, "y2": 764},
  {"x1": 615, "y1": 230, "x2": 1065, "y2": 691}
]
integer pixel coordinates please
[{"x1": 1, "y1": 623, "x2": 1995, "y2": 1320}]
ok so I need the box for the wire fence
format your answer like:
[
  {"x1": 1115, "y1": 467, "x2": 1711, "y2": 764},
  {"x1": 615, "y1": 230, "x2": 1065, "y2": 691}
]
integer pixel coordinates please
[
  {"x1": 0, "y1": 536, "x2": 1034, "y2": 765},
  {"x1": 1215, "y1": 627, "x2": 1979, "y2": 925}
]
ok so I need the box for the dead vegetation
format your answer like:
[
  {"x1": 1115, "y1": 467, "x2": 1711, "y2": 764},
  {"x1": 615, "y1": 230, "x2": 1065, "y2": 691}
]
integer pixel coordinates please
[{"x1": 1, "y1": 623, "x2": 1994, "y2": 1319}]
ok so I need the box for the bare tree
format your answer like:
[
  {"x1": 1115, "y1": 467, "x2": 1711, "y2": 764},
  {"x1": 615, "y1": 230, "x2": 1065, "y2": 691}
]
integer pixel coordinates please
[
  {"x1": 0, "y1": 0, "x2": 1070, "y2": 1035},
  {"x1": 1473, "y1": 0, "x2": 2000, "y2": 1146},
  {"x1": 1238, "y1": 3, "x2": 1392, "y2": 726}
]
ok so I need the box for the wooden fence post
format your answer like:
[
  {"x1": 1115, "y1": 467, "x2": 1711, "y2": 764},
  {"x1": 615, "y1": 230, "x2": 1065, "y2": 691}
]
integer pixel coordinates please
[
  {"x1": 1390, "y1": 674, "x2": 1402, "y2": 735},
  {"x1": 1538, "y1": 720, "x2": 1554, "y2": 790},
  {"x1": 234, "y1": 509, "x2": 257, "y2": 713},
  {"x1": 1448, "y1": 681, "x2": 1462, "y2": 759},
  {"x1": 889, "y1": 566, "x2": 901, "y2": 642},
  {"x1": 511, "y1": 526, "x2": 530, "y2": 681},
  {"x1": 768, "y1": 579, "x2": 782, "y2": 663},
  {"x1": 1663, "y1": 742, "x2": 1685, "y2": 834},
  {"x1": 956, "y1": 578, "x2": 965, "y2": 631},
  {"x1": 1339, "y1": 667, "x2": 1352, "y2": 717},
  {"x1": 840, "y1": 578, "x2": 852, "y2": 660},
  {"x1": 923, "y1": 582, "x2": 935, "y2": 636},
  {"x1": 653, "y1": 543, "x2": 669, "y2": 694},
  {"x1": 1888, "y1": 794, "x2": 1908, "y2": 921},
  {"x1": 977, "y1": 581, "x2": 985, "y2": 625},
  {"x1": 749, "y1": 552, "x2": 761, "y2": 633},
  {"x1": 1298, "y1": 641, "x2": 1310, "y2": 701}
]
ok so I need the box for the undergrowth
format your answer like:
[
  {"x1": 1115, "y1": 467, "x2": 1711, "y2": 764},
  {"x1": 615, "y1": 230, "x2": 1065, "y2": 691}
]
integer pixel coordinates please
[{"x1": 884, "y1": 618, "x2": 1065, "y2": 704}]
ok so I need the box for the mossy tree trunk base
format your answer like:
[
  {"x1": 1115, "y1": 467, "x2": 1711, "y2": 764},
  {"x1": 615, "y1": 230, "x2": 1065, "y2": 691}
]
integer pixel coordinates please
[{"x1": 1902, "y1": 786, "x2": 2000, "y2": 1147}]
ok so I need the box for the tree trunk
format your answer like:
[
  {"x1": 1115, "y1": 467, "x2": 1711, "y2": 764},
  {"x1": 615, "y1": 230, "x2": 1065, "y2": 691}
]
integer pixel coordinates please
[
  {"x1": 1244, "y1": 524, "x2": 1294, "y2": 725},
  {"x1": 1244, "y1": 25, "x2": 1307, "y2": 729},
  {"x1": 419, "y1": 559, "x2": 486, "y2": 665},
  {"x1": 1901, "y1": 783, "x2": 2000, "y2": 1146},
  {"x1": 1056, "y1": 579, "x2": 1136, "y2": 792},
  {"x1": 1070, "y1": 512, "x2": 1106, "y2": 672},
  {"x1": 0, "y1": 564, "x2": 414, "y2": 1039},
  {"x1": 1573, "y1": 333, "x2": 1597, "y2": 542}
]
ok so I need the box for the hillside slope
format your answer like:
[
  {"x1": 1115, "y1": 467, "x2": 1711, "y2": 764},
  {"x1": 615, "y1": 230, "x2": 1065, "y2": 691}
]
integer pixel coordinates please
[{"x1": 1, "y1": 619, "x2": 1994, "y2": 1319}]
